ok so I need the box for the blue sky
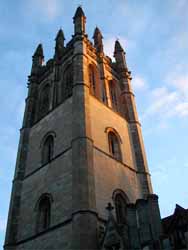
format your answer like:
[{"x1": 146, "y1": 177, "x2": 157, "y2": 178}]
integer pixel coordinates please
[{"x1": 0, "y1": 0, "x2": 188, "y2": 248}]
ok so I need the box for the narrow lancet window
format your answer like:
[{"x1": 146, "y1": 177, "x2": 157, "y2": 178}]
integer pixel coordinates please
[
  {"x1": 108, "y1": 131, "x2": 122, "y2": 161},
  {"x1": 37, "y1": 195, "x2": 51, "y2": 232},
  {"x1": 115, "y1": 193, "x2": 127, "y2": 224},
  {"x1": 109, "y1": 80, "x2": 118, "y2": 111},
  {"x1": 42, "y1": 135, "x2": 54, "y2": 165},
  {"x1": 53, "y1": 84, "x2": 58, "y2": 108},
  {"x1": 39, "y1": 85, "x2": 50, "y2": 118},
  {"x1": 89, "y1": 65, "x2": 96, "y2": 96},
  {"x1": 62, "y1": 64, "x2": 73, "y2": 101}
]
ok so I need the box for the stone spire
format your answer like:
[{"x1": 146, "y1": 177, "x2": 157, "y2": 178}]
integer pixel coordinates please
[
  {"x1": 93, "y1": 26, "x2": 103, "y2": 53},
  {"x1": 114, "y1": 40, "x2": 128, "y2": 70},
  {"x1": 73, "y1": 6, "x2": 86, "y2": 35},
  {"x1": 31, "y1": 44, "x2": 44, "y2": 74},
  {"x1": 54, "y1": 29, "x2": 65, "y2": 60}
]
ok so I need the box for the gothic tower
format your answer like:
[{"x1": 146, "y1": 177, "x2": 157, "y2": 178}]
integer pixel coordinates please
[{"x1": 4, "y1": 7, "x2": 162, "y2": 250}]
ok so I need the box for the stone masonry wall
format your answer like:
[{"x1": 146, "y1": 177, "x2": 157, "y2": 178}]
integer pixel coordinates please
[
  {"x1": 90, "y1": 96, "x2": 142, "y2": 219},
  {"x1": 25, "y1": 97, "x2": 72, "y2": 176}
]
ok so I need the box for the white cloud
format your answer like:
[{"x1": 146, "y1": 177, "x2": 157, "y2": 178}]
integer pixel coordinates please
[
  {"x1": 141, "y1": 70, "x2": 188, "y2": 122},
  {"x1": 173, "y1": 102, "x2": 188, "y2": 117},
  {"x1": 167, "y1": 74, "x2": 188, "y2": 99},
  {"x1": 132, "y1": 76, "x2": 148, "y2": 91},
  {"x1": 143, "y1": 87, "x2": 179, "y2": 119}
]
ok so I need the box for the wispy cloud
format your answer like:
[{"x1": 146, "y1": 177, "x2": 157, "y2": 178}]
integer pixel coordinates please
[
  {"x1": 140, "y1": 71, "x2": 188, "y2": 123},
  {"x1": 167, "y1": 74, "x2": 188, "y2": 99},
  {"x1": 132, "y1": 76, "x2": 148, "y2": 91},
  {"x1": 143, "y1": 87, "x2": 178, "y2": 119}
]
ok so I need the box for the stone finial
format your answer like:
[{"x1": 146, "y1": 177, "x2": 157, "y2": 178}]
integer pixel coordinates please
[
  {"x1": 93, "y1": 27, "x2": 103, "y2": 39},
  {"x1": 93, "y1": 26, "x2": 103, "y2": 53},
  {"x1": 114, "y1": 40, "x2": 124, "y2": 54},
  {"x1": 114, "y1": 40, "x2": 128, "y2": 70},
  {"x1": 73, "y1": 6, "x2": 86, "y2": 19},
  {"x1": 73, "y1": 6, "x2": 86, "y2": 35},
  {"x1": 55, "y1": 28, "x2": 65, "y2": 42},
  {"x1": 33, "y1": 44, "x2": 44, "y2": 59},
  {"x1": 31, "y1": 44, "x2": 44, "y2": 73},
  {"x1": 54, "y1": 29, "x2": 65, "y2": 60}
]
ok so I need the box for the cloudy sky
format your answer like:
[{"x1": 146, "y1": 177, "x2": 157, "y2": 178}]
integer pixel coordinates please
[{"x1": 0, "y1": 0, "x2": 188, "y2": 248}]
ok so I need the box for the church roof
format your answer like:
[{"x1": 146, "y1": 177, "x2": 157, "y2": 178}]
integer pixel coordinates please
[{"x1": 162, "y1": 204, "x2": 188, "y2": 234}]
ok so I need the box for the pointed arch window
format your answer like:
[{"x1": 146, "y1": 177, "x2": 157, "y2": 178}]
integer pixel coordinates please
[
  {"x1": 89, "y1": 65, "x2": 96, "y2": 96},
  {"x1": 101, "y1": 81, "x2": 107, "y2": 104},
  {"x1": 37, "y1": 195, "x2": 51, "y2": 232},
  {"x1": 53, "y1": 84, "x2": 58, "y2": 108},
  {"x1": 109, "y1": 80, "x2": 118, "y2": 111},
  {"x1": 39, "y1": 84, "x2": 50, "y2": 118},
  {"x1": 42, "y1": 135, "x2": 54, "y2": 165},
  {"x1": 108, "y1": 131, "x2": 122, "y2": 161},
  {"x1": 62, "y1": 64, "x2": 73, "y2": 102},
  {"x1": 115, "y1": 193, "x2": 127, "y2": 224}
]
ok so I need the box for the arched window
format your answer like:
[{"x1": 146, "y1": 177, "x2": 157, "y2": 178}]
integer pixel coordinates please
[
  {"x1": 101, "y1": 81, "x2": 107, "y2": 104},
  {"x1": 62, "y1": 64, "x2": 73, "y2": 101},
  {"x1": 108, "y1": 131, "x2": 122, "y2": 161},
  {"x1": 115, "y1": 193, "x2": 127, "y2": 224},
  {"x1": 39, "y1": 85, "x2": 50, "y2": 118},
  {"x1": 53, "y1": 84, "x2": 58, "y2": 108},
  {"x1": 89, "y1": 65, "x2": 96, "y2": 96},
  {"x1": 109, "y1": 80, "x2": 118, "y2": 111},
  {"x1": 42, "y1": 135, "x2": 54, "y2": 165},
  {"x1": 37, "y1": 195, "x2": 51, "y2": 232}
]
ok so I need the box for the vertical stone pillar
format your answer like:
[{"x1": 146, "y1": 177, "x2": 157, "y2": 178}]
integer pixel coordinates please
[
  {"x1": 136, "y1": 199, "x2": 151, "y2": 245},
  {"x1": 97, "y1": 56, "x2": 110, "y2": 106},
  {"x1": 4, "y1": 127, "x2": 30, "y2": 247},
  {"x1": 148, "y1": 194, "x2": 163, "y2": 249},
  {"x1": 23, "y1": 76, "x2": 38, "y2": 128},
  {"x1": 127, "y1": 204, "x2": 141, "y2": 249},
  {"x1": 4, "y1": 74, "x2": 36, "y2": 248},
  {"x1": 71, "y1": 37, "x2": 98, "y2": 250},
  {"x1": 120, "y1": 72, "x2": 153, "y2": 196}
]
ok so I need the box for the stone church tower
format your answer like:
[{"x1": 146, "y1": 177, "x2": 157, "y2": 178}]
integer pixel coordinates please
[{"x1": 4, "y1": 7, "x2": 163, "y2": 250}]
